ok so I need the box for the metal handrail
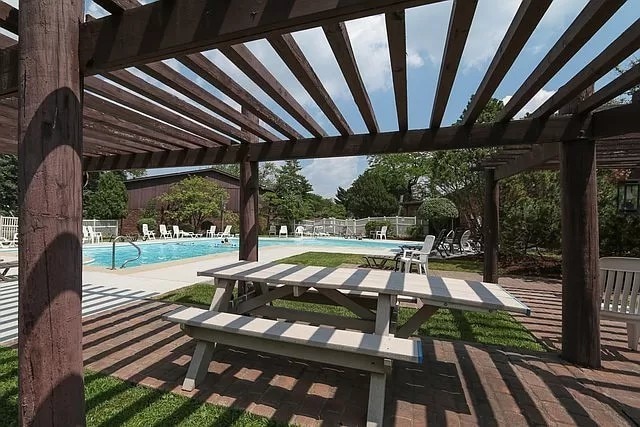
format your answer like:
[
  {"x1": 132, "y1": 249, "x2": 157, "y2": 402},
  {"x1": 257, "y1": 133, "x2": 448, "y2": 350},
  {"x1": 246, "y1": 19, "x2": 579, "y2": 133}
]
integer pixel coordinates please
[{"x1": 110, "y1": 236, "x2": 142, "y2": 270}]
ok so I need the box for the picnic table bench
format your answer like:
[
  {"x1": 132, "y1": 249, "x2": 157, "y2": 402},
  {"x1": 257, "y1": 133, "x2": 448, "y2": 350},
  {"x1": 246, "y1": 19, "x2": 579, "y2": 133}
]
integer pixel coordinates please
[
  {"x1": 164, "y1": 261, "x2": 530, "y2": 426},
  {"x1": 0, "y1": 260, "x2": 18, "y2": 281}
]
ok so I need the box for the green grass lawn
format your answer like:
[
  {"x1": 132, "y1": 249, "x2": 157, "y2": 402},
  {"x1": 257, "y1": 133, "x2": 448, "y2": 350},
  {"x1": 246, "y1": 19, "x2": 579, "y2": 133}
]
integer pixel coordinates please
[
  {"x1": 0, "y1": 347, "x2": 284, "y2": 427},
  {"x1": 276, "y1": 251, "x2": 483, "y2": 273}
]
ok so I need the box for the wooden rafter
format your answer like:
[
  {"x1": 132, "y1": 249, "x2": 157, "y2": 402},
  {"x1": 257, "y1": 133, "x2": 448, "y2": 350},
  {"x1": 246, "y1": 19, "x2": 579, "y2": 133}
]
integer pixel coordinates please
[
  {"x1": 220, "y1": 43, "x2": 327, "y2": 138},
  {"x1": 92, "y1": 0, "x2": 141, "y2": 15},
  {"x1": 0, "y1": 1, "x2": 17, "y2": 34},
  {"x1": 531, "y1": 20, "x2": 640, "y2": 119},
  {"x1": 324, "y1": 22, "x2": 378, "y2": 133},
  {"x1": 430, "y1": 0, "x2": 478, "y2": 128},
  {"x1": 268, "y1": 33, "x2": 352, "y2": 136},
  {"x1": 461, "y1": 0, "x2": 551, "y2": 126},
  {"x1": 385, "y1": 10, "x2": 408, "y2": 131},
  {"x1": 493, "y1": 143, "x2": 560, "y2": 180},
  {"x1": 576, "y1": 63, "x2": 640, "y2": 114},
  {"x1": 497, "y1": 0, "x2": 625, "y2": 122}
]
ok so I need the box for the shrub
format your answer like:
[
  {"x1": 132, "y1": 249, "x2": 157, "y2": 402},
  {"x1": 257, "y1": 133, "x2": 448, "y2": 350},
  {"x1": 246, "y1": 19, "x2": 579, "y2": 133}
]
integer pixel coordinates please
[
  {"x1": 223, "y1": 212, "x2": 240, "y2": 234},
  {"x1": 137, "y1": 217, "x2": 157, "y2": 233},
  {"x1": 405, "y1": 224, "x2": 425, "y2": 241},
  {"x1": 180, "y1": 223, "x2": 194, "y2": 233},
  {"x1": 417, "y1": 198, "x2": 458, "y2": 233},
  {"x1": 365, "y1": 220, "x2": 391, "y2": 237}
]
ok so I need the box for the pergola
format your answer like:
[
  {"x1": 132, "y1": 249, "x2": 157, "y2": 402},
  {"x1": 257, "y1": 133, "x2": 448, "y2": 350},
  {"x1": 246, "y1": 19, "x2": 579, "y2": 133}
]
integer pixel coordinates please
[{"x1": 1, "y1": 0, "x2": 639, "y2": 424}]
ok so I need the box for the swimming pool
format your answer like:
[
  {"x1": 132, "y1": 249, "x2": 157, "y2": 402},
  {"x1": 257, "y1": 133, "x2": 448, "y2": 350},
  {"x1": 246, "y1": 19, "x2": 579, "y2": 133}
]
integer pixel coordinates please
[{"x1": 83, "y1": 237, "x2": 410, "y2": 268}]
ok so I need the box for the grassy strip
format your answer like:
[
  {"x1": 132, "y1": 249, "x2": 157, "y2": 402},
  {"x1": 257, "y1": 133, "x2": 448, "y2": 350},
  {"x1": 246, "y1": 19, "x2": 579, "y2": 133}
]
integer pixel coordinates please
[
  {"x1": 0, "y1": 347, "x2": 285, "y2": 427},
  {"x1": 276, "y1": 251, "x2": 482, "y2": 273}
]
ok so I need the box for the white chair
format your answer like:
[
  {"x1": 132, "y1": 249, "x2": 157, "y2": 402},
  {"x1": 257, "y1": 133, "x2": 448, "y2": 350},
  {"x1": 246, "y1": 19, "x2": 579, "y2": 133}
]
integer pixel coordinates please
[
  {"x1": 217, "y1": 225, "x2": 232, "y2": 238},
  {"x1": 400, "y1": 235, "x2": 435, "y2": 275},
  {"x1": 459, "y1": 230, "x2": 473, "y2": 252},
  {"x1": 87, "y1": 226, "x2": 102, "y2": 243},
  {"x1": 142, "y1": 224, "x2": 156, "y2": 240},
  {"x1": 0, "y1": 236, "x2": 13, "y2": 247},
  {"x1": 206, "y1": 225, "x2": 217, "y2": 238},
  {"x1": 314, "y1": 226, "x2": 329, "y2": 237},
  {"x1": 172, "y1": 225, "x2": 182, "y2": 238},
  {"x1": 268, "y1": 225, "x2": 277, "y2": 236},
  {"x1": 9, "y1": 233, "x2": 18, "y2": 247},
  {"x1": 294, "y1": 226, "x2": 305, "y2": 237},
  {"x1": 159, "y1": 224, "x2": 172, "y2": 239},
  {"x1": 279, "y1": 226, "x2": 288, "y2": 238},
  {"x1": 375, "y1": 226, "x2": 388, "y2": 240},
  {"x1": 599, "y1": 257, "x2": 640, "y2": 350},
  {"x1": 82, "y1": 226, "x2": 91, "y2": 244}
]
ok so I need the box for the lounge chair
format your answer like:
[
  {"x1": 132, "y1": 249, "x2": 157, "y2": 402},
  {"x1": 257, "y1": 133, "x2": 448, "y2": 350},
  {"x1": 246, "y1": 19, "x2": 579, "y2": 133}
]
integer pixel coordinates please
[
  {"x1": 142, "y1": 223, "x2": 156, "y2": 240},
  {"x1": 294, "y1": 226, "x2": 305, "y2": 237},
  {"x1": 431, "y1": 229, "x2": 450, "y2": 257},
  {"x1": 313, "y1": 226, "x2": 329, "y2": 237},
  {"x1": 0, "y1": 260, "x2": 18, "y2": 281},
  {"x1": 400, "y1": 235, "x2": 435, "y2": 275},
  {"x1": 268, "y1": 225, "x2": 277, "y2": 236},
  {"x1": 363, "y1": 253, "x2": 401, "y2": 270},
  {"x1": 375, "y1": 226, "x2": 387, "y2": 240},
  {"x1": 206, "y1": 225, "x2": 217, "y2": 238},
  {"x1": 86, "y1": 226, "x2": 102, "y2": 243},
  {"x1": 172, "y1": 225, "x2": 192, "y2": 238},
  {"x1": 217, "y1": 225, "x2": 232, "y2": 238},
  {"x1": 448, "y1": 228, "x2": 465, "y2": 253},
  {"x1": 279, "y1": 226, "x2": 288, "y2": 238},
  {"x1": 159, "y1": 224, "x2": 172, "y2": 239},
  {"x1": 9, "y1": 233, "x2": 18, "y2": 247},
  {"x1": 0, "y1": 237, "x2": 12, "y2": 248}
]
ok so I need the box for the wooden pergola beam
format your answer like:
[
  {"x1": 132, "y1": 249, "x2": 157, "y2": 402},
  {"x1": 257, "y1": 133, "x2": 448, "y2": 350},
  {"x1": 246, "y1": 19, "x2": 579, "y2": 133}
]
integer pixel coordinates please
[
  {"x1": 531, "y1": 20, "x2": 640, "y2": 119},
  {"x1": 576, "y1": 62, "x2": 640, "y2": 114},
  {"x1": 461, "y1": 0, "x2": 551, "y2": 126},
  {"x1": 268, "y1": 33, "x2": 352, "y2": 136},
  {"x1": 386, "y1": 10, "x2": 408, "y2": 131},
  {"x1": 92, "y1": 0, "x2": 141, "y2": 15},
  {"x1": 497, "y1": 0, "x2": 625, "y2": 122},
  {"x1": 430, "y1": 0, "x2": 478, "y2": 128},
  {"x1": 220, "y1": 43, "x2": 326, "y2": 138},
  {"x1": 493, "y1": 143, "x2": 559, "y2": 181},
  {"x1": 324, "y1": 22, "x2": 379, "y2": 133},
  {"x1": 0, "y1": 1, "x2": 18, "y2": 34}
]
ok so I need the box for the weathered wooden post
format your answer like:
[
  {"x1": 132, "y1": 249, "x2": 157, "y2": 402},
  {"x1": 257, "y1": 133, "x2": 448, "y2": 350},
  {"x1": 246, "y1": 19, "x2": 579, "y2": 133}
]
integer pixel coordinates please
[
  {"x1": 483, "y1": 168, "x2": 499, "y2": 283},
  {"x1": 18, "y1": 0, "x2": 86, "y2": 425}
]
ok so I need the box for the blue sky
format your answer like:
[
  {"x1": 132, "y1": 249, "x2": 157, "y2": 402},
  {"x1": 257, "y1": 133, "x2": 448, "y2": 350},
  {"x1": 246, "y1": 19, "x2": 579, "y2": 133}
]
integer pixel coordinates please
[{"x1": 11, "y1": 0, "x2": 638, "y2": 197}]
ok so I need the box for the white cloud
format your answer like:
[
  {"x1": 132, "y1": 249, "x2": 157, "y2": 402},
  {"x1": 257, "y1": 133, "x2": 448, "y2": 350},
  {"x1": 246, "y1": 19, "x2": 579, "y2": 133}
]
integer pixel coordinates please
[
  {"x1": 303, "y1": 157, "x2": 361, "y2": 198},
  {"x1": 501, "y1": 89, "x2": 556, "y2": 119}
]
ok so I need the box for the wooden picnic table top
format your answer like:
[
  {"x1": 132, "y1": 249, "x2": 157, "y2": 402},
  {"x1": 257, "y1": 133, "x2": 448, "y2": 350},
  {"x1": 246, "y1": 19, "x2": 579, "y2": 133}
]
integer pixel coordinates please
[{"x1": 198, "y1": 261, "x2": 531, "y2": 316}]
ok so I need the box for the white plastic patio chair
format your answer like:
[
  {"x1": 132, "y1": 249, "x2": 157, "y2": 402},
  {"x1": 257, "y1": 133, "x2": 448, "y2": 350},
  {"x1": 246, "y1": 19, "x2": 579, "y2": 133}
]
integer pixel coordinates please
[
  {"x1": 9, "y1": 233, "x2": 18, "y2": 247},
  {"x1": 172, "y1": 225, "x2": 182, "y2": 238},
  {"x1": 0, "y1": 236, "x2": 13, "y2": 247},
  {"x1": 294, "y1": 226, "x2": 305, "y2": 237},
  {"x1": 87, "y1": 226, "x2": 102, "y2": 243},
  {"x1": 159, "y1": 224, "x2": 172, "y2": 239},
  {"x1": 375, "y1": 226, "x2": 387, "y2": 240},
  {"x1": 400, "y1": 235, "x2": 435, "y2": 275},
  {"x1": 279, "y1": 226, "x2": 288, "y2": 238},
  {"x1": 82, "y1": 226, "x2": 91, "y2": 244},
  {"x1": 217, "y1": 225, "x2": 232, "y2": 237},
  {"x1": 206, "y1": 225, "x2": 216, "y2": 238},
  {"x1": 142, "y1": 223, "x2": 156, "y2": 240},
  {"x1": 268, "y1": 225, "x2": 277, "y2": 236},
  {"x1": 459, "y1": 230, "x2": 472, "y2": 252}
]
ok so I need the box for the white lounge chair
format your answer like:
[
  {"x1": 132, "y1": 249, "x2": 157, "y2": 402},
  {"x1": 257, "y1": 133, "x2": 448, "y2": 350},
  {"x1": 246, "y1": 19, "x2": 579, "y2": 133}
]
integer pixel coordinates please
[
  {"x1": 217, "y1": 225, "x2": 232, "y2": 238},
  {"x1": 279, "y1": 226, "x2": 288, "y2": 238},
  {"x1": 82, "y1": 226, "x2": 90, "y2": 244},
  {"x1": 313, "y1": 226, "x2": 329, "y2": 237},
  {"x1": 142, "y1": 223, "x2": 156, "y2": 240},
  {"x1": 159, "y1": 224, "x2": 172, "y2": 239},
  {"x1": 294, "y1": 226, "x2": 305, "y2": 237},
  {"x1": 9, "y1": 233, "x2": 18, "y2": 247},
  {"x1": 400, "y1": 235, "x2": 435, "y2": 275},
  {"x1": 206, "y1": 226, "x2": 217, "y2": 238},
  {"x1": 268, "y1": 225, "x2": 277, "y2": 236},
  {"x1": 172, "y1": 225, "x2": 182, "y2": 238},
  {"x1": 375, "y1": 226, "x2": 388, "y2": 240},
  {"x1": 87, "y1": 226, "x2": 102, "y2": 243},
  {"x1": 0, "y1": 236, "x2": 13, "y2": 248}
]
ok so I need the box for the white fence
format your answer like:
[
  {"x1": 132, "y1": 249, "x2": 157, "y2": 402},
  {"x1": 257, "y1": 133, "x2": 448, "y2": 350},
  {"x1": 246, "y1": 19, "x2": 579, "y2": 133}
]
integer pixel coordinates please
[
  {"x1": 0, "y1": 216, "x2": 119, "y2": 240},
  {"x1": 297, "y1": 216, "x2": 417, "y2": 237}
]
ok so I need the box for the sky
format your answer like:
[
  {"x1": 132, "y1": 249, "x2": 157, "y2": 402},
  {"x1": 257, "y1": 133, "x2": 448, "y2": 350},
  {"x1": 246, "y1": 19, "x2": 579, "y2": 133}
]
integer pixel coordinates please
[{"x1": 7, "y1": 1, "x2": 638, "y2": 197}]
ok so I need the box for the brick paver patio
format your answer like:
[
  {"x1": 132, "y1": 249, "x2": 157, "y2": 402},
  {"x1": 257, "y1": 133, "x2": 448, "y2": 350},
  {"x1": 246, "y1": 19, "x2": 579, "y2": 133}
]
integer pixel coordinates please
[{"x1": 79, "y1": 273, "x2": 640, "y2": 426}]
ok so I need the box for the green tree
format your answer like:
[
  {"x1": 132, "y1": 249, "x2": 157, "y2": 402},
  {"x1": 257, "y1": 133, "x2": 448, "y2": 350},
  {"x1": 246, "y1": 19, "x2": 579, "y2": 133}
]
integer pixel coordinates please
[
  {"x1": 306, "y1": 194, "x2": 347, "y2": 219},
  {"x1": 343, "y1": 170, "x2": 398, "y2": 217},
  {"x1": 0, "y1": 155, "x2": 18, "y2": 216},
  {"x1": 367, "y1": 153, "x2": 430, "y2": 201},
  {"x1": 160, "y1": 176, "x2": 228, "y2": 230},
  {"x1": 84, "y1": 172, "x2": 129, "y2": 219},
  {"x1": 271, "y1": 160, "x2": 313, "y2": 226},
  {"x1": 417, "y1": 198, "x2": 459, "y2": 232},
  {"x1": 215, "y1": 164, "x2": 240, "y2": 176}
]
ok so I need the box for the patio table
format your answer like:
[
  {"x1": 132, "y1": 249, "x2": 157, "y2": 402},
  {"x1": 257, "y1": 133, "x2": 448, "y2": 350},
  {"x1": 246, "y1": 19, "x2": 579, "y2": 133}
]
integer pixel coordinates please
[{"x1": 179, "y1": 261, "x2": 530, "y2": 425}]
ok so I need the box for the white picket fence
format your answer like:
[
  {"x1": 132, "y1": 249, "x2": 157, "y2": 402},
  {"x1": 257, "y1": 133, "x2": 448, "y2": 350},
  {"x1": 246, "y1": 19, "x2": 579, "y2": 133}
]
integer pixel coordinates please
[
  {"x1": 297, "y1": 216, "x2": 417, "y2": 237},
  {"x1": 0, "y1": 216, "x2": 119, "y2": 240}
]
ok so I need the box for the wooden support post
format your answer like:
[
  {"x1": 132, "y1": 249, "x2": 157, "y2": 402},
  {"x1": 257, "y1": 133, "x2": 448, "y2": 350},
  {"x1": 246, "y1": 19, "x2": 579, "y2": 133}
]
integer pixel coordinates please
[
  {"x1": 483, "y1": 168, "x2": 499, "y2": 283},
  {"x1": 18, "y1": 1, "x2": 85, "y2": 425},
  {"x1": 559, "y1": 136, "x2": 600, "y2": 368}
]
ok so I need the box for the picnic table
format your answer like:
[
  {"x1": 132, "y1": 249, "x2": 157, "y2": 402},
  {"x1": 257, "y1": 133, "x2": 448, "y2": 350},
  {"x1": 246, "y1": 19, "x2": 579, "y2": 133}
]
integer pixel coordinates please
[{"x1": 165, "y1": 261, "x2": 530, "y2": 426}]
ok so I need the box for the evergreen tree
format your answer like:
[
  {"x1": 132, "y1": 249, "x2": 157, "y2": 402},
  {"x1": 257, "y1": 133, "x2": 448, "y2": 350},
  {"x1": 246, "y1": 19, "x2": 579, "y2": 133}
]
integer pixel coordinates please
[
  {"x1": 343, "y1": 170, "x2": 398, "y2": 217},
  {"x1": 84, "y1": 172, "x2": 129, "y2": 219},
  {"x1": 272, "y1": 160, "x2": 313, "y2": 226},
  {"x1": 0, "y1": 155, "x2": 18, "y2": 216}
]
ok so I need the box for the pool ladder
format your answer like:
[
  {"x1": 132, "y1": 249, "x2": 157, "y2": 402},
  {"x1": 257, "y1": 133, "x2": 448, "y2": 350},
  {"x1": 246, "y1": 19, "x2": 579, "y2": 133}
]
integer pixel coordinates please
[{"x1": 110, "y1": 236, "x2": 142, "y2": 270}]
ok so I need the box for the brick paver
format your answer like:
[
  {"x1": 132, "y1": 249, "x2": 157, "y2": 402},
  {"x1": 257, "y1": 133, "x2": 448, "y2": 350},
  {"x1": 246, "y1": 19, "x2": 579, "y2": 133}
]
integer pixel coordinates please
[{"x1": 79, "y1": 274, "x2": 640, "y2": 426}]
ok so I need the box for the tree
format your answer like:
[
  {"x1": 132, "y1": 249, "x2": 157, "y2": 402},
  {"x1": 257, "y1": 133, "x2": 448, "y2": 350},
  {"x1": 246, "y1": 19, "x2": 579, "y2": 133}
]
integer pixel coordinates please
[
  {"x1": 271, "y1": 160, "x2": 313, "y2": 226},
  {"x1": 367, "y1": 153, "x2": 430, "y2": 201},
  {"x1": 215, "y1": 164, "x2": 240, "y2": 177},
  {"x1": 343, "y1": 170, "x2": 398, "y2": 217},
  {"x1": 84, "y1": 172, "x2": 129, "y2": 219},
  {"x1": 417, "y1": 198, "x2": 459, "y2": 232},
  {"x1": 160, "y1": 176, "x2": 228, "y2": 230},
  {"x1": 306, "y1": 193, "x2": 347, "y2": 219},
  {"x1": 335, "y1": 186, "x2": 349, "y2": 208},
  {"x1": 0, "y1": 155, "x2": 18, "y2": 216}
]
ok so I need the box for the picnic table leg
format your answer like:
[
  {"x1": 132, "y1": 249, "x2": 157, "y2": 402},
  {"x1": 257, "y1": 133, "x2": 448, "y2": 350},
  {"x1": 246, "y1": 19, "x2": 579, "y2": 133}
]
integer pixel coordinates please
[
  {"x1": 182, "y1": 278, "x2": 235, "y2": 391},
  {"x1": 367, "y1": 294, "x2": 391, "y2": 427}
]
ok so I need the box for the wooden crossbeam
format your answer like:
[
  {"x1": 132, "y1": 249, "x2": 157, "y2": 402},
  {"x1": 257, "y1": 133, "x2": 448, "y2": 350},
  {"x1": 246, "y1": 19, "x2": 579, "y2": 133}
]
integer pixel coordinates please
[
  {"x1": 83, "y1": 112, "x2": 593, "y2": 171},
  {"x1": 92, "y1": 0, "x2": 141, "y2": 15},
  {"x1": 531, "y1": 20, "x2": 640, "y2": 119},
  {"x1": 385, "y1": 10, "x2": 408, "y2": 131},
  {"x1": 461, "y1": 0, "x2": 551, "y2": 126},
  {"x1": 268, "y1": 33, "x2": 352, "y2": 136},
  {"x1": 0, "y1": 2, "x2": 17, "y2": 34},
  {"x1": 219, "y1": 44, "x2": 326, "y2": 138},
  {"x1": 103, "y1": 69, "x2": 247, "y2": 144},
  {"x1": 497, "y1": 0, "x2": 625, "y2": 122},
  {"x1": 576, "y1": 63, "x2": 640, "y2": 114},
  {"x1": 493, "y1": 143, "x2": 560, "y2": 180},
  {"x1": 178, "y1": 53, "x2": 303, "y2": 140},
  {"x1": 138, "y1": 61, "x2": 280, "y2": 142},
  {"x1": 430, "y1": 0, "x2": 478, "y2": 128},
  {"x1": 324, "y1": 22, "x2": 379, "y2": 133}
]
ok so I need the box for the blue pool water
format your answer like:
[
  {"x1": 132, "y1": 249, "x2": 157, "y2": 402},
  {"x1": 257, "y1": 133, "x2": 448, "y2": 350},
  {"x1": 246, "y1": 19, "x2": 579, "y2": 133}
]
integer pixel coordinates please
[{"x1": 84, "y1": 237, "x2": 410, "y2": 268}]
